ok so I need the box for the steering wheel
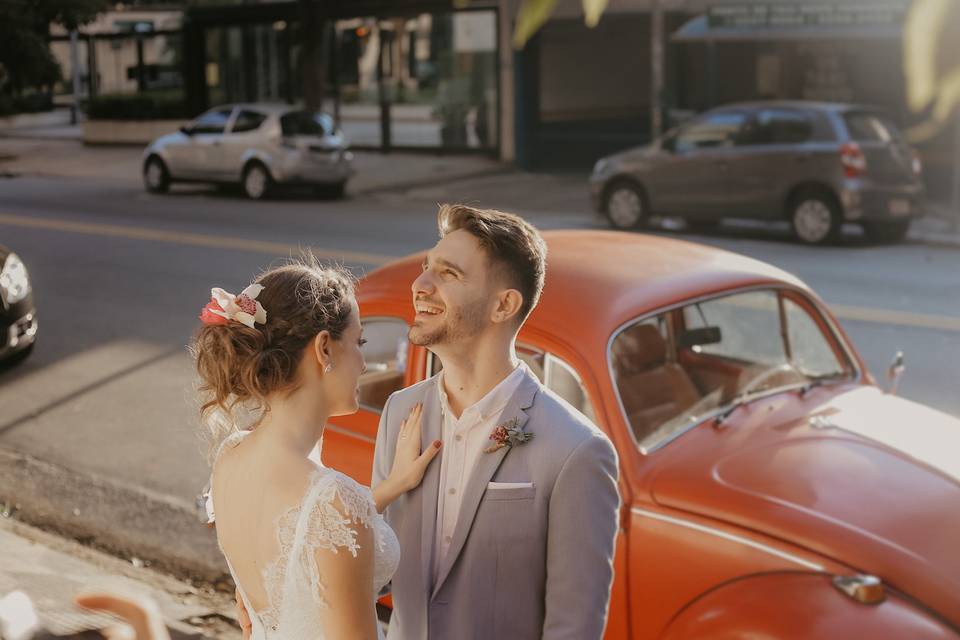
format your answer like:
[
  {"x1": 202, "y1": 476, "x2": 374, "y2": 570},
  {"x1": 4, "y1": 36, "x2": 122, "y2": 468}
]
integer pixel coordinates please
[{"x1": 736, "y1": 362, "x2": 804, "y2": 398}]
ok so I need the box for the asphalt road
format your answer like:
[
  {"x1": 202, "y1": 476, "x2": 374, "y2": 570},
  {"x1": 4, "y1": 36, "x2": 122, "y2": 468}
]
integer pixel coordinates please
[{"x1": 0, "y1": 171, "x2": 958, "y2": 515}]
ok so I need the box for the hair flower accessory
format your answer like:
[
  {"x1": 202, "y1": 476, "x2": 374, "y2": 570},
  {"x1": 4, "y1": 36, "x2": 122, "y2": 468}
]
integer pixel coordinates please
[{"x1": 200, "y1": 284, "x2": 267, "y2": 328}]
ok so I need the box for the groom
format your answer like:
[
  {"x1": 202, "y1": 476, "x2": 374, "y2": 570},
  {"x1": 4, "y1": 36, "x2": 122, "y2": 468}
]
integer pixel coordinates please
[{"x1": 373, "y1": 204, "x2": 620, "y2": 639}]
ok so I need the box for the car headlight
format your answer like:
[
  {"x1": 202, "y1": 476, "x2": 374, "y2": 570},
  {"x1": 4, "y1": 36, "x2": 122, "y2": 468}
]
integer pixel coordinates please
[
  {"x1": 593, "y1": 158, "x2": 609, "y2": 175},
  {"x1": 0, "y1": 253, "x2": 31, "y2": 305}
]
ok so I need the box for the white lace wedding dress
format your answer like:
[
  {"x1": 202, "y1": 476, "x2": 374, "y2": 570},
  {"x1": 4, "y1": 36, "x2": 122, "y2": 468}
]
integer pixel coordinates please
[{"x1": 209, "y1": 432, "x2": 400, "y2": 639}]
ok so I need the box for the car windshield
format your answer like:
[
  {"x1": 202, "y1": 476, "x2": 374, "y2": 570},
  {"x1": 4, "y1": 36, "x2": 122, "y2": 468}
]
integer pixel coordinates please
[
  {"x1": 280, "y1": 111, "x2": 334, "y2": 137},
  {"x1": 610, "y1": 289, "x2": 854, "y2": 452}
]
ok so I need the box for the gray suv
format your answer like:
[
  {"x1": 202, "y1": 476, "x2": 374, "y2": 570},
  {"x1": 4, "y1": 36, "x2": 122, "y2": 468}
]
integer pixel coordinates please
[{"x1": 589, "y1": 101, "x2": 924, "y2": 244}]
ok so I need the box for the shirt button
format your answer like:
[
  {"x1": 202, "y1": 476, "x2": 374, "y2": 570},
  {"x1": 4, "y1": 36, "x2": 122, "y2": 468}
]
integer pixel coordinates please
[
  {"x1": 455, "y1": 434, "x2": 463, "y2": 442},
  {"x1": 448, "y1": 488, "x2": 456, "y2": 495},
  {"x1": 445, "y1": 535, "x2": 452, "y2": 543}
]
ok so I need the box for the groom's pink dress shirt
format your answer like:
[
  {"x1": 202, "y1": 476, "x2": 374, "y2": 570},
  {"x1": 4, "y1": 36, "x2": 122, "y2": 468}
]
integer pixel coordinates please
[{"x1": 432, "y1": 362, "x2": 528, "y2": 583}]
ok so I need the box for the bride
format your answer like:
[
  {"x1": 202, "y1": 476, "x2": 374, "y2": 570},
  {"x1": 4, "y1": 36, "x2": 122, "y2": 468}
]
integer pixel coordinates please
[{"x1": 192, "y1": 258, "x2": 440, "y2": 639}]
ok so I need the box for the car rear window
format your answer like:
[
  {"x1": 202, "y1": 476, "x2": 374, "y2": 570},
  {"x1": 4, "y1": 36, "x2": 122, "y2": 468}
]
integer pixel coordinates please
[
  {"x1": 280, "y1": 112, "x2": 333, "y2": 137},
  {"x1": 843, "y1": 111, "x2": 902, "y2": 143}
]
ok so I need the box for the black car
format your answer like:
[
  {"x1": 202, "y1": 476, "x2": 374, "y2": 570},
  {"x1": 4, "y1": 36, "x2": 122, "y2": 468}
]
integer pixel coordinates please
[{"x1": 0, "y1": 245, "x2": 37, "y2": 364}]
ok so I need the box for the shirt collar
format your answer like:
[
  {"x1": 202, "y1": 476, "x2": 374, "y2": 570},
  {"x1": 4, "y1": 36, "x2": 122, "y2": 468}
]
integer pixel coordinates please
[{"x1": 437, "y1": 361, "x2": 530, "y2": 422}]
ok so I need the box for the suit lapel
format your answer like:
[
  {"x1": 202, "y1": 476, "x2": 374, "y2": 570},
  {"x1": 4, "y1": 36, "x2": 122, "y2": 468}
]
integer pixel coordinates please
[
  {"x1": 418, "y1": 376, "x2": 443, "y2": 592},
  {"x1": 431, "y1": 372, "x2": 540, "y2": 598}
]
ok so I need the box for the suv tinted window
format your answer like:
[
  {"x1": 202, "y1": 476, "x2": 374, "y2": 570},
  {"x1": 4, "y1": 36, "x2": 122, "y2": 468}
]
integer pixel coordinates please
[
  {"x1": 741, "y1": 109, "x2": 813, "y2": 145},
  {"x1": 280, "y1": 111, "x2": 333, "y2": 136},
  {"x1": 673, "y1": 112, "x2": 746, "y2": 152},
  {"x1": 232, "y1": 110, "x2": 267, "y2": 133},
  {"x1": 844, "y1": 111, "x2": 901, "y2": 143},
  {"x1": 191, "y1": 108, "x2": 233, "y2": 135}
]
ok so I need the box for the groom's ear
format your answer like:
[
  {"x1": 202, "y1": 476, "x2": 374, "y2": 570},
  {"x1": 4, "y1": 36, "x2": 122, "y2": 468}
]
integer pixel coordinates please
[
  {"x1": 491, "y1": 288, "x2": 524, "y2": 325},
  {"x1": 312, "y1": 331, "x2": 333, "y2": 369}
]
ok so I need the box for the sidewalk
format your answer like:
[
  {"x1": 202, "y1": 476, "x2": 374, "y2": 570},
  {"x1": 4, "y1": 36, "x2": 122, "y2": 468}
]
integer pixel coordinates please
[
  {"x1": 0, "y1": 136, "x2": 506, "y2": 195},
  {"x1": 0, "y1": 518, "x2": 238, "y2": 639}
]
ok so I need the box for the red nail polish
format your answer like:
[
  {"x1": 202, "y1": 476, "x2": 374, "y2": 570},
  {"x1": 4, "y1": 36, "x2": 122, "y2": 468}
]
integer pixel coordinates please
[{"x1": 433, "y1": 440, "x2": 442, "y2": 448}]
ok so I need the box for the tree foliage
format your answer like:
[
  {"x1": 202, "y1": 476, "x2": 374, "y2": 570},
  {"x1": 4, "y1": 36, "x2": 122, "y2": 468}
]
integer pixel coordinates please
[{"x1": 0, "y1": 0, "x2": 110, "y2": 95}]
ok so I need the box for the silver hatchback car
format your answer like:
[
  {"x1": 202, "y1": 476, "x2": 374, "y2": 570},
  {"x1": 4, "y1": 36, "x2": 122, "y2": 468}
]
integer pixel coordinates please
[
  {"x1": 590, "y1": 101, "x2": 924, "y2": 244},
  {"x1": 143, "y1": 103, "x2": 354, "y2": 199}
]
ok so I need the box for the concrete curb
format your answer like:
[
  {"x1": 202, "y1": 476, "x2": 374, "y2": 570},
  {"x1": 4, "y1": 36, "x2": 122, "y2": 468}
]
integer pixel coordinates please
[
  {"x1": 0, "y1": 446, "x2": 228, "y2": 584},
  {"x1": 351, "y1": 166, "x2": 512, "y2": 196}
]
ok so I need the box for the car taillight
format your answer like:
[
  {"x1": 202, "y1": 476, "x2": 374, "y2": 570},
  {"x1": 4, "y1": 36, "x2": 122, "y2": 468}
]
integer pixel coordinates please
[
  {"x1": 911, "y1": 150, "x2": 923, "y2": 176},
  {"x1": 840, "y1": 142, "x2": 866, "y2": 178}
]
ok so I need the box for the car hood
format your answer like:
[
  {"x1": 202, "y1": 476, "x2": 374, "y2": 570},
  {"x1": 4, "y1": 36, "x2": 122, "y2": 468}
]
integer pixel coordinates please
[
  {"x1": 148, "y1": 132, "x2": 188, "y2": 150},
  {"x1": 651, "y1": 385, "x2": 960, "y2": 627},
  {"x1": 603, "y1": 144, "x2": 658, "y2": 166}
]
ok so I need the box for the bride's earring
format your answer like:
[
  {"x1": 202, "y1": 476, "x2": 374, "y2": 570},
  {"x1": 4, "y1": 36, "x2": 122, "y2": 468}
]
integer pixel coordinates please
[{"x1": 324, "y1": 362, "x2": 333, "y2": 374}]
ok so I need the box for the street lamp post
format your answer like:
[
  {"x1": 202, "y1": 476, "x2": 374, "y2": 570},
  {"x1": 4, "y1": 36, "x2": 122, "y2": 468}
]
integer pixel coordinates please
[{"x1": 650, "y1": 0, "x2": 664, "y2": 140}]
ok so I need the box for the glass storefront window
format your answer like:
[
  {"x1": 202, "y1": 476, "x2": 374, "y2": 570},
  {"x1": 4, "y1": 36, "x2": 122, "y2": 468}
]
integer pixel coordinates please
[{"x1": 332, "y1": 11, "x2": 498, "y2": 150}]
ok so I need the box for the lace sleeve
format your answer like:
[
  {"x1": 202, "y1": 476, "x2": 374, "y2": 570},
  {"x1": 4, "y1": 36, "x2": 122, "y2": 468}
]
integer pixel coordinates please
[
  {"x1": 274, "y1": 471, "x2": 380, "y2": 634},
  {"x1": 301, "y1": 472, "x2": 379, "y2": 558}
]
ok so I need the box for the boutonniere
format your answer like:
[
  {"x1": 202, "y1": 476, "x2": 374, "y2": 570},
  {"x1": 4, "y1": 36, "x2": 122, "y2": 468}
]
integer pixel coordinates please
[{"x1": 484, "y1": 417, "x2": 533, "y2": 453}]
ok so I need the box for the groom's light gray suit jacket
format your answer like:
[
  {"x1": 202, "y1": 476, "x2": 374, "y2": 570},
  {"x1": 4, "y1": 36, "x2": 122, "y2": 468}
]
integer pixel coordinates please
[{"x1": 372, "y1": 370, "x2": 620, "y2": 640}]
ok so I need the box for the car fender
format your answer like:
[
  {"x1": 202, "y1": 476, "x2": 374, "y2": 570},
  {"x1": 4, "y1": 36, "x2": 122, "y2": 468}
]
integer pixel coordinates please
[
  {"x1": 659, "y1": 571, "x2": 959, "y2": 639},
  {"x1": 239, "y1": 148, "x2": 278, "y2": 181}
]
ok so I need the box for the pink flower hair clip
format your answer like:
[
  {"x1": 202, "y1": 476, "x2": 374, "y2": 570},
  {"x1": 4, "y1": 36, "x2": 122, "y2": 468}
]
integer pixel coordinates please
[{"x1": 200, "y1": 284, "x2": 267, "y2": 328}]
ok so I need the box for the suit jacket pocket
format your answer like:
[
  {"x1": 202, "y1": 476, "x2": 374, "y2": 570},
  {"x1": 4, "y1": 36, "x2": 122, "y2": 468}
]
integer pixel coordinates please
[{"x1": 484, "y1": 483, "x2": 536, "y2": 501}]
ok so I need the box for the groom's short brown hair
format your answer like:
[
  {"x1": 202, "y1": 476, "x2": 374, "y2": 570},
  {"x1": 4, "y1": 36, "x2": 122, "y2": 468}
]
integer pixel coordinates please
[{"x1": 437, "y1": 203, "x2": 547, "y2": 323}]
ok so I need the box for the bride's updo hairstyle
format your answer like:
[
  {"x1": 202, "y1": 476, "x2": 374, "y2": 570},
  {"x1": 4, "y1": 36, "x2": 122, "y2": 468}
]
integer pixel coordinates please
[{"x1": 191, "y1": 255, "x2": 355, "y2": 460}]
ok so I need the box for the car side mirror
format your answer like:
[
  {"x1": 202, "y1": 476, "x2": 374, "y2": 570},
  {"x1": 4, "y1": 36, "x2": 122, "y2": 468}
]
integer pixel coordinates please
[
  {"x1": 179, "y1": 125, "x2": 193, "y2": 136},
  {"x1": 886, "y1": 350, "x2": 905, "y2": 395}
]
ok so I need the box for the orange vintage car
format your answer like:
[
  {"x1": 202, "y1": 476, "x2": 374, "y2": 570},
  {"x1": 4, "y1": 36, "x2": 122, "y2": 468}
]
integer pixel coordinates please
[{"x1": 322, "y1": 230, "x2": 960, "y2": 639}]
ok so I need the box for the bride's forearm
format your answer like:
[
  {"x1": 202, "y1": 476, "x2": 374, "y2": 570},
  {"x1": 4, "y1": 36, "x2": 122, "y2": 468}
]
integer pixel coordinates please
[{"x1": 372, "y1": 476, "x2": 403, "y2": 513}]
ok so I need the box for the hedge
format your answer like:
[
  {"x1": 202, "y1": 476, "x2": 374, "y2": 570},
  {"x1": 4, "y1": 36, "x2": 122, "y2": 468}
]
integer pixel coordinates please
[{"x1": 0, "y1": 93, "x2": 54, "y2": 117}]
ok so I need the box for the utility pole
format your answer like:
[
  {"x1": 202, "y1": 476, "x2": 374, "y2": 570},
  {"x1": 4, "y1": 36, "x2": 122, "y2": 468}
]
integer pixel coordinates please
[
  {"x1": 650, "y1": 0, "x2": 665, "y2": 139},
  {"x1": 298, "y1": 0, "x2": 323, "y2": 111},
  {"x1": 953, "y1": 113, "x2": 960, "y2": 232},
  {"x1": 69, "y1": 30, "x2": 82, "y2": 125}
]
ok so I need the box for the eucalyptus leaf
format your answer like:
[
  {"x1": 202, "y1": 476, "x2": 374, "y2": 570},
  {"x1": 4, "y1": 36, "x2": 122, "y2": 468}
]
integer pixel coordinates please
[{"x1": 513, "y1": 0, "x2": 559, "y2": 49}]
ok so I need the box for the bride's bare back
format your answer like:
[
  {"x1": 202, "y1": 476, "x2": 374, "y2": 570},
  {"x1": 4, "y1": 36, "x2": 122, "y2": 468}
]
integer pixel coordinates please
[{"x1": 211, "y1": 431, "x2": 393, "y2": 639}]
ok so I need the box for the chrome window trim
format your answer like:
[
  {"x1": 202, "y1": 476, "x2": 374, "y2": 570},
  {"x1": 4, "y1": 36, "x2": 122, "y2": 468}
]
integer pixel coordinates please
[
  {"x1": 357, "y1": 315, "x2": 410, "y2": 416},
  {"x1": 606, "y1": 284, "x2": 862, "y2": 456},
  {"x1": 631, "y1": 507, "x2": 825, "y2": 572}
]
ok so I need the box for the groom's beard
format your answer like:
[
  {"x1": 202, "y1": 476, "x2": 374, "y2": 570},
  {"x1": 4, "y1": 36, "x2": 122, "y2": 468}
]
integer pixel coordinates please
[{"x1": 409, "y1": 297, "x2": 487, "y2": 347}]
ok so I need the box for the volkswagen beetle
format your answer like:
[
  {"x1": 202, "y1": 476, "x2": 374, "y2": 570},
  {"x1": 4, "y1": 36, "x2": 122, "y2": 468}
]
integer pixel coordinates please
[{"x1": 324, "y1": 230, "x2": 959, "y2": 638}]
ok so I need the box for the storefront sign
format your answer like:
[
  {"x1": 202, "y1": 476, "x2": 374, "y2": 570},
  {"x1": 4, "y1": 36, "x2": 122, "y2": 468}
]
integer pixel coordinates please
[{"x1": 708, "y1": 2, "x2": 909, "y2": 29}]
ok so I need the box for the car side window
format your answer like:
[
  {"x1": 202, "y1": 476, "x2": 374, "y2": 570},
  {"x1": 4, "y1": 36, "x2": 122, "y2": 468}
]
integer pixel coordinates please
[
  {"x1": 429, "y1": 344, "x2": 596, "y2": 421},
  {"x1": 359, "y1": 318, "x2": 409, "y2": 412},
  {"x1": 740, "y1": 109, "x2": 813, "y2": 145},
  {"x1": 191, "y1": 108, "x2": 233, "y2": 135},
  {"x1": 674, "y1": 112, "x2": 747, "y2": 152},
  {"x1": 231, "y1": 110, "x2": 267, "y2": 134},
  {"x1": 517, "y1": 346, "x2": 596, "y2": 421}
]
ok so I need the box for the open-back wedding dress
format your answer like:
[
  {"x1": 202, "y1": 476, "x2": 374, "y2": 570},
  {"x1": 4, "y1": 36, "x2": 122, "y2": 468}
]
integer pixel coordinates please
[{"x1": 209, "y1": 432, "x2": 400, "y2": 639}]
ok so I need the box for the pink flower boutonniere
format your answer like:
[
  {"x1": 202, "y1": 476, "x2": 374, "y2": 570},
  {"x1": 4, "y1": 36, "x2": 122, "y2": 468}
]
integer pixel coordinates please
[{"x1": 484, "y1": 417, "x2": 534, "y2": 454}]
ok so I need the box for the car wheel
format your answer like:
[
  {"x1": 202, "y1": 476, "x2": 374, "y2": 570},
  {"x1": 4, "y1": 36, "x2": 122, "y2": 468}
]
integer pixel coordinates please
[
  {"x1": 789, "y1": 191, "x2": 840, "y2": 245},
  {"x1": 604, "y1": 181, "x2": 646, "y2": 230},
  {"x1": 143, "y1": 156, "x2": 170, "y2": 194},
  {"x1": 242, "y1": 162, "x2": 272, "y2": 200},
  {"x1": 1, "y1": 343, "x2": 34, "y2": 368},
  {"x1": 863, "y1": 220, "x2": 910, "y2": 244},
  {"x1": 314, "y1": 182, "x2": 346, "y2": 199}
]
